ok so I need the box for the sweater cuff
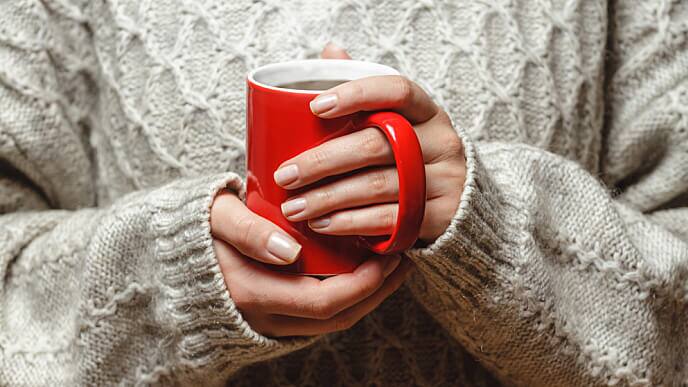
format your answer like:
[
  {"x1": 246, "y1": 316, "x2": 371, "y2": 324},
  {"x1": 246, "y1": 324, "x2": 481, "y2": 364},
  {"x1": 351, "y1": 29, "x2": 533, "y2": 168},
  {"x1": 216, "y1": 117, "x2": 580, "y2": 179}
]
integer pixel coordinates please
[
  {"x1": 406, "y1": 130, "x2": 515, "y2": 307},
  {"x1": 148, "y1": 173, "x2": 309, "y2": 377}
]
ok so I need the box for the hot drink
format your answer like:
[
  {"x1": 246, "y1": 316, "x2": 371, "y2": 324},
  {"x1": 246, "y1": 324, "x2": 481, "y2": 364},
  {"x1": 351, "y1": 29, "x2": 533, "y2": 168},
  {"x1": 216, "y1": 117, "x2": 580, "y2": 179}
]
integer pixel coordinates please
[{"x1": 277, "y1": 79, "x2": 349, "y2": 90}]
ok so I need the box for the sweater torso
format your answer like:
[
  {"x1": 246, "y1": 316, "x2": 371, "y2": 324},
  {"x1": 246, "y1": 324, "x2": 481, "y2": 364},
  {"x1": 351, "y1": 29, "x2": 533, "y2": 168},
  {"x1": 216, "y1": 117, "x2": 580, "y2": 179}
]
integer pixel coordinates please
[{"x1": 3, "y1": 0, "x2": 686, "y2": 385}]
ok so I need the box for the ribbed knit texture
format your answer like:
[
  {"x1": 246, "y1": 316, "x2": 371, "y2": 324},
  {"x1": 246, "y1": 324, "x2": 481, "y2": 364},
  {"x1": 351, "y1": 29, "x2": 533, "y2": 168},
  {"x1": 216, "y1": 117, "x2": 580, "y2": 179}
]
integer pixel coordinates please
[{"x1": 0, "y1": 0, "x2": 686, "y2": 386}]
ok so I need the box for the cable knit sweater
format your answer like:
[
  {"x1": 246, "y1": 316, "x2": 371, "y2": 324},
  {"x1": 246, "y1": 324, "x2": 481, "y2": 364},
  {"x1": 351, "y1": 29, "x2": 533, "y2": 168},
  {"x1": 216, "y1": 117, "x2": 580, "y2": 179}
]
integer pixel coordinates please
[{"x1": 1, "y1": 0, "x2": 687, "y2": 386}]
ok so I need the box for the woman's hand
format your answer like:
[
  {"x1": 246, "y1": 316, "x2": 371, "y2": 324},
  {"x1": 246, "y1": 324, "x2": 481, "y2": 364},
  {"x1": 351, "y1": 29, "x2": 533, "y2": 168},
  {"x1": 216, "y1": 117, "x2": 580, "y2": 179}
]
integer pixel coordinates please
[
  {"x1": 274, "y1": 45, "x2": 466, "y2": 243},
  {"x1": 208, "y1": 45, "x2": 417, "y2": 338},
  {"x1": 210, "y1": 190, "x2": 413, "y2": 337}
]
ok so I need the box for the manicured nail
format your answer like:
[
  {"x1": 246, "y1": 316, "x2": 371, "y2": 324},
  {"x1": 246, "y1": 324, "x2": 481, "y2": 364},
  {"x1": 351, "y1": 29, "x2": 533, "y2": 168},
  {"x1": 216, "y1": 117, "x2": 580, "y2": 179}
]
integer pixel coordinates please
[
  {"x1": 383, "y1": 255, "x2": 401, "y2": 277},
  {"x1": 308, "y1": 217, "x2": 331, "y2": 229},
  {"x1": 266, "y1": 232, "x2": 302, "y2": 263},
  {"x1": 281, "y1": 197, "x2": 307, "y2": 217},
  {"x1": 274, "y1": 164, "x2": 299, "y2": 186},
  {"x1": 310, "y1": 94, "x2": 337, "y2": 115}
]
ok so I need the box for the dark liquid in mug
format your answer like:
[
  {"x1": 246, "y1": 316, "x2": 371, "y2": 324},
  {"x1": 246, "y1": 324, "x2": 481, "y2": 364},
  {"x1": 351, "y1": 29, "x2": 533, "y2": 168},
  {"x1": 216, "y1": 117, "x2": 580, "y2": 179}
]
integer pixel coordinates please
[{"x1": 277, "y1": 79, "x2": 349, "y2": 90}]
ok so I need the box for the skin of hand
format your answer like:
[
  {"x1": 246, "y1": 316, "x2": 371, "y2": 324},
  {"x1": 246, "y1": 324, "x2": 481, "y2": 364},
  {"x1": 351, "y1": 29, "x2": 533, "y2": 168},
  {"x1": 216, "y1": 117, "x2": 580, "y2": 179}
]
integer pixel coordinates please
[
  {"x1": 275, "y1": 44, "x2": 466, "y2": 244},
  {"x1": 208, "y1": 44, "x2": 414, "y2": 338}
]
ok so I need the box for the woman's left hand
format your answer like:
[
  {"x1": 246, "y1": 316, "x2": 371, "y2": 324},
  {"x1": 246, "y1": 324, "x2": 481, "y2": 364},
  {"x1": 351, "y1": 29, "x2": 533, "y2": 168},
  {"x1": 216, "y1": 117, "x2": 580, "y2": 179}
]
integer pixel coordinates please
[{"x1": 273, "y1": 45, "x2": 466, "y2": 243}]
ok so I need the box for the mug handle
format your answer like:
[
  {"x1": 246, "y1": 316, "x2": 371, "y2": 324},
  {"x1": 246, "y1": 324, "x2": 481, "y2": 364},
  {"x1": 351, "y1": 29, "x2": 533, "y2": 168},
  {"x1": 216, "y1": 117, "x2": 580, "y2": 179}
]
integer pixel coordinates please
[{"x1": 353, "y1": 111, "x2": 426, "y2": 254}]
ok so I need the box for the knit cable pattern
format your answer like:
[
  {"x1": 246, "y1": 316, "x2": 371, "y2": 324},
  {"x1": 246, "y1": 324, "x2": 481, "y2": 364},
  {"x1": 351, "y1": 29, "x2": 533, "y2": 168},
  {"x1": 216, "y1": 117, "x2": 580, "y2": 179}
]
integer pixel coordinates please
[{"x1": 0, "y1": 0, "x2": 686, "y2": 385}]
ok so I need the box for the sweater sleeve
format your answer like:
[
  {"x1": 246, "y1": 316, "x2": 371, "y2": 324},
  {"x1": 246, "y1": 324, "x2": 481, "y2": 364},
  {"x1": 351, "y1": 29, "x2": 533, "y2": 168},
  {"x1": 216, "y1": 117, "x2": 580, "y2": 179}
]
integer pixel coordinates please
[
  {"x1": 0, "y1": 2, "x2": 309, "y2": 386},
  {"x1": 1, "y1": 173, "x2": 312, "y2": 386},
  {"x1": 405, "y1": 2, "x2": 688, "y2": 386},
  {"x1": 406, "y1": 135, "x2": 687, "y2": 386}
]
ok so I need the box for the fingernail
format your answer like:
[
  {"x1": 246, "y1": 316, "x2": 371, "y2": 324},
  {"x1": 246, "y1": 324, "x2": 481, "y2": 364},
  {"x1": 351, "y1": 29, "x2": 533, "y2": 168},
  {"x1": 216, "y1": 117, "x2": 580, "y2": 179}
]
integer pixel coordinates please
[
  {"x1": 266, "y1": 232, "x2": 302, "y2": 263},
  {"x1": 274, "y1": 164, "x2": 299, "y2": 186},
  {"x1": 324, "y1": 42, "x2": 347, "y2": 57},
  {"x1": 383, "y1": 255, "x2": 401, "y2": 277},
  {"x1": 325, "y1": 42, "x2": 341, "y2": 50},
  {"x1": 310, "y1": 94, "x2": 337, "y2": 115},
  {"x1": 308, "y1": 217, "x2": 331, "y2": 229},
  {"x1": 281, "y1": 197, "x2": 307, "y2": 217}
]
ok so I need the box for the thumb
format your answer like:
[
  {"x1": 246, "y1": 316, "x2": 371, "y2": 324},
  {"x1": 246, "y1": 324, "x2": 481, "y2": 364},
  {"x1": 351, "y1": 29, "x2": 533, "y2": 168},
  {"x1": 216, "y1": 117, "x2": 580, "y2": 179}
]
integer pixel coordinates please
[
  {"x1": 321, "y1": 42, "x2": 352, "y2": 59},
  {"x1": 210, "y1": 190, "x2": 302, "y2": 265}
]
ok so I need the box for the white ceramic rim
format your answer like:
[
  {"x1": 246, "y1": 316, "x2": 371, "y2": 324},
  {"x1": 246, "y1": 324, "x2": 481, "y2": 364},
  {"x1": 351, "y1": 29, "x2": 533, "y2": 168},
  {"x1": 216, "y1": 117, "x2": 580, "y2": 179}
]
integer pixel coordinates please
[{"x1": 248, "y1": 59, "x2": 400, "y2": 94}]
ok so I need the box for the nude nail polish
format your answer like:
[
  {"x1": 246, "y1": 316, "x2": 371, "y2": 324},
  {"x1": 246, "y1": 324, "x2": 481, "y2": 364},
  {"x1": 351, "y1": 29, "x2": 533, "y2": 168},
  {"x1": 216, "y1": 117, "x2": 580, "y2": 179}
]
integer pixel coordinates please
[
  {"x1": 309, "y1": 94, "x2": 337, "y2": 114},
  {"x1": 281, "y1": 197, "x2": 307, "y2": 217},
  {"x1": 274, "y1": 164, "x2": 299, "y2": 186},
  {"x1": 309, "y1": 217, "x2": 331, "y2": 229},
  {"x1": 266, "y1": 232, "x2": 301, "y2": 263}
]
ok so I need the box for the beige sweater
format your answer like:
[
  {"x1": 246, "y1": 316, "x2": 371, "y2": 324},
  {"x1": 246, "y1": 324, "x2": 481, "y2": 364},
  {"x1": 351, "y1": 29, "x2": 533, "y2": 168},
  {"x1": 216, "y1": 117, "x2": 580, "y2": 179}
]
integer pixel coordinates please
[{"x1": 1, "y1": 0, "x2": 687, "y2": 386}]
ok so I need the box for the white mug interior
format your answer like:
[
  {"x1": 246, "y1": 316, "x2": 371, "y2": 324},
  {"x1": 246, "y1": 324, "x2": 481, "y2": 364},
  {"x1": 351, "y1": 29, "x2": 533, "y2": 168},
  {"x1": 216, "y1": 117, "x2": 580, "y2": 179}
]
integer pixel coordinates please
[{"x1": 248, "y1": 59, "x2": 400, "y2": 94}]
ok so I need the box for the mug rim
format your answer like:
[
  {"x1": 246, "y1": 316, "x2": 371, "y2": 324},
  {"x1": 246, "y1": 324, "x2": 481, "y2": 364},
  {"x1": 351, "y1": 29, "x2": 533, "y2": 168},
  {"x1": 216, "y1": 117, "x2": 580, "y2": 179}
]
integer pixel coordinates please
[{"x1": 247, "y1": 59, "x2": 400, "y2": 94}]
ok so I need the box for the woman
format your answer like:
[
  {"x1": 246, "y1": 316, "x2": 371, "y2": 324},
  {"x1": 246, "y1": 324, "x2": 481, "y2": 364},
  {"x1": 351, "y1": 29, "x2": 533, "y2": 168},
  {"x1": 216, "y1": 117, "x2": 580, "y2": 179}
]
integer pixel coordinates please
[{"x1": 1, "y1": 0, "x2": 685, "y2": 385}]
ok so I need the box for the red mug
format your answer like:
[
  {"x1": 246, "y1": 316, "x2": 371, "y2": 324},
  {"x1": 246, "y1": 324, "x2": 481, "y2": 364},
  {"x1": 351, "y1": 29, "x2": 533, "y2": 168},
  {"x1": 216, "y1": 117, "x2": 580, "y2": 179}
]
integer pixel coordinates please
[{"x1": 246, "y1": 59, "x2": 426, "y2": 276}]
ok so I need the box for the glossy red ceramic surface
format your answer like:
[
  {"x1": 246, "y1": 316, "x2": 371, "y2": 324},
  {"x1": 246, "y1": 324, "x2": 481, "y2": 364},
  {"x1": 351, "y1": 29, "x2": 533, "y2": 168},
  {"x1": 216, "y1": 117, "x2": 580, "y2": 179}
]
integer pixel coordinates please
[{"x1": 246, "y1": 61, "x2": 426, "y2": 275}]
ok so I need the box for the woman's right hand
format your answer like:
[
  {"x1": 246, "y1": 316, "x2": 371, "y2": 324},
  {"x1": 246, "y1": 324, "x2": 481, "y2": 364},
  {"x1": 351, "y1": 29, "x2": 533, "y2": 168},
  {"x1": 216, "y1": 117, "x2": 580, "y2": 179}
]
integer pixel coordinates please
[{"x1": 209, "y1": 190, "x2": 413, "y2": 337}]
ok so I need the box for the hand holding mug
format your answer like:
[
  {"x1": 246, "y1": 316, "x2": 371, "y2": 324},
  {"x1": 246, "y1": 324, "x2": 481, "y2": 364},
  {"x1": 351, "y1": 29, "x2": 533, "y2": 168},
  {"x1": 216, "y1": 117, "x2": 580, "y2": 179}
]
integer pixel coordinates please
[
  {"x1": 246, "y1": 51, "x2": 428, "y2": 274},
  {"x1": 278, "y1": 45, "x2": 466, "y2": 244},
  {"x1": 209, "y1": 190, "x2": 413, "y2": 337},
  {"x1": 208, "y1": 47, "x2": 415, "y2": 337}
]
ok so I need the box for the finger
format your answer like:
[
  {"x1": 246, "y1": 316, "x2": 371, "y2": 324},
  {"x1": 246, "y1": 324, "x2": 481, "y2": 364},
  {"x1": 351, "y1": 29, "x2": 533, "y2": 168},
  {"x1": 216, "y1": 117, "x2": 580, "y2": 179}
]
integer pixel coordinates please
[
  {"x1": 309, "y1": 75, "x2": 438, "y2": 123},
  {"x1": 308, "y1": 203, "x2": 398, "y2": 236},
  {"x1": 413, "y1": 111, "x2": 464, "y2": 165},
  {"x1": 305, "y1": 196, "x2": 461, "y2": 240},
  {"x1": 281, "y1": 162, "x2": 454, "y2": 222},
  {"x1": 263, "y1": 255, "x2": 400, "y2": 318},
  {"x1": 273, "y1": 127, "x2": 393, "y2": 189},
  {"x1": 417, "y1": 197, "x2": 461, "y2": 242},
  {"x1": 262, "y1": 259, "x2": 414, "y2": 337},
  {"x1": 210, "y1": 191, "x2": 301, "y2": 265},
  {"x1": 320, "y1": 42, "x2": 352, "y2": 59},
  {"x1": 274, "y1": 113, "x2": 459, "y2": 190},
  {"x1": 281, "y1": 166, "x2": 398, "y2": 221},
  {"x1": 307, "y1": 194, "x2": 461, "y2": 241},
  {"x1": 218, "y1": 241, "x2": 403, "y2": 319}
]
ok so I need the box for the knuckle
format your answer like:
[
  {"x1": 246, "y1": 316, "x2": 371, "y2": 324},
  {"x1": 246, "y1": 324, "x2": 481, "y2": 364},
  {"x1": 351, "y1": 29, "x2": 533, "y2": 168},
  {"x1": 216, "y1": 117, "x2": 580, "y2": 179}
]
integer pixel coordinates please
[
  {"x1": 445, "y1": 161, "x2": 466, "y2": 182},
  {"x1": 334, "y1": 211, "x2": 354, "y2": 231},
  {"x1": 381, "y1": 207, "x2": 397, "y2": 229},
  {"x1": 308, "y1": 148, "x2": 330, "y2": 170},
  {"x1": 368, "y1": 170, "x2": 391, "y2": 194},
  {"x1": 393, "y1": 76, "x2": 413, "y2": 106},
  {"x1": 308, "y1": 297, "x2": 337, "y2": 319},
  {"x1": 444, "y1": 133, "x2": 464, "y2": 157},
  {"x1": 234, "y1": 214, "x2": 259, "y2": 249},
  {"x1": 435, "y1": 109, "x2": 452, "y2": 126},
  {"x1": 315, "y1": 188, "x2": 336, "y2": 207},
  {"x1": 360, "y1": 128, "x2": 388, "y2": 158},
  {"x1": 349, "y1": 80, "x2": 366, "y2": 102}
]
